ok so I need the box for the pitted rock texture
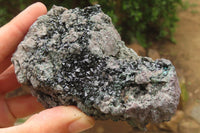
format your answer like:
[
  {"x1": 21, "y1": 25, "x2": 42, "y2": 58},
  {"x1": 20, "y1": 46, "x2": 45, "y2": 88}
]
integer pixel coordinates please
[{"x1": 12, "y1": 5, "x2": 181, "y2": 128}]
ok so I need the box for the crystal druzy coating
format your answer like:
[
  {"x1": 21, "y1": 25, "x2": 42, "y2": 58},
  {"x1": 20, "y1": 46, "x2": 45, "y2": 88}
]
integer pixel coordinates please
[{"x1": 12, "y1": 5, "x2": 181, "y2": 127}]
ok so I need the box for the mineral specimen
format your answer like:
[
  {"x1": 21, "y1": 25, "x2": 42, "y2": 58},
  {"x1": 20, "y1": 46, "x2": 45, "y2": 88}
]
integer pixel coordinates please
[{"x1": 11, "y1": 5, "x2": 181, "y2": 128}]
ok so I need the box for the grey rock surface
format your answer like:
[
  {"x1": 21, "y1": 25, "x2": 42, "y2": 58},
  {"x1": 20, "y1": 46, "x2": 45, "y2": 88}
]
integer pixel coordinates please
[{"x1": 12, "y1": 5, "x2": 181, "y2": 128}]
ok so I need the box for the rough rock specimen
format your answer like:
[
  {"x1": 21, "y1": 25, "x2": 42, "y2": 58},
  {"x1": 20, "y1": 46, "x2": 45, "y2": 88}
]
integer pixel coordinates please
[{"x1": 12, "y1": 5, "x2": 181, "y2": 128}]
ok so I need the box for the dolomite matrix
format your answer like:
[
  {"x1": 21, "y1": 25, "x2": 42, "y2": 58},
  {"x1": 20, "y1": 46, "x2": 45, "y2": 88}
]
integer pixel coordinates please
[{"x1": 12, "y1": 5, "x2": 181, "y2": 127}]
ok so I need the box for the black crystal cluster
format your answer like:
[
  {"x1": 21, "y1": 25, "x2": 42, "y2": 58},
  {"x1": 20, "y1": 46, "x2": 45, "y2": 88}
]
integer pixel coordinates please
[{"x1": 12, "y1": 5, "x2": 181, "y2": 128}]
